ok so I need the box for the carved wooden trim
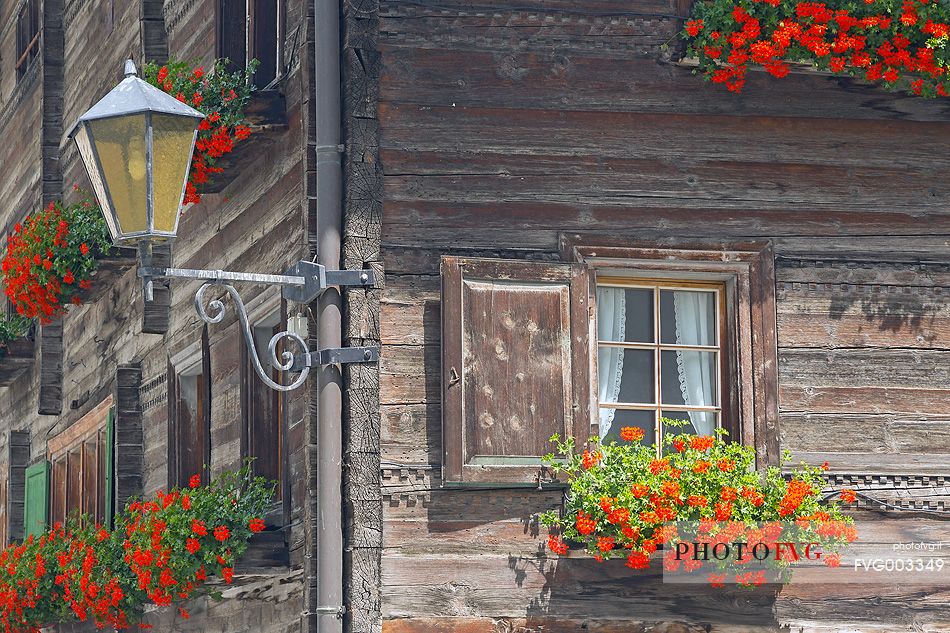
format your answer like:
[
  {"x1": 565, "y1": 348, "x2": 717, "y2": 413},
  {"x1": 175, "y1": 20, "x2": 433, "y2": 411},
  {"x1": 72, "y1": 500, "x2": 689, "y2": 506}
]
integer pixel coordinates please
[
  {"x1": 48, "y1": 395, "x2": 113, "y2": 456},
  {"x1": 140, "y1": 372, "x2": 167, "y2": 413}
]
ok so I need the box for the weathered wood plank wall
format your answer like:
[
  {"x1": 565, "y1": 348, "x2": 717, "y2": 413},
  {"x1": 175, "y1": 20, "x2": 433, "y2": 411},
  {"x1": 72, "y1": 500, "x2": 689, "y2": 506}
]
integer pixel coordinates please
[
  {"x1": 375, "y1": 0, "x2": 950, "y2": 631},
  {"x1": 0, "y1": 1, "x2": 312, "y2": 630}
]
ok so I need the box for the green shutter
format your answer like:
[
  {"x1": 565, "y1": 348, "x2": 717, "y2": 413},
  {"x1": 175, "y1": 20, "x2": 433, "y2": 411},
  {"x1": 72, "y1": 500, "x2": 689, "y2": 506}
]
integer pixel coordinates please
[
  {"x1": 23, "y1": 461, "x2": 49, "y2": 538},
  {"x1": 105, "y1": 408, "x2": 115, "y2": 528}
]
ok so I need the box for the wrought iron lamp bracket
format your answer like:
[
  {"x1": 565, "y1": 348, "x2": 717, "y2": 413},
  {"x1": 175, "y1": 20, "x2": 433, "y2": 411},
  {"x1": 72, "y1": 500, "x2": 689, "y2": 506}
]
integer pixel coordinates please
[{"x1": 136, "y1": 257, "x2": 378, "y2": 391}]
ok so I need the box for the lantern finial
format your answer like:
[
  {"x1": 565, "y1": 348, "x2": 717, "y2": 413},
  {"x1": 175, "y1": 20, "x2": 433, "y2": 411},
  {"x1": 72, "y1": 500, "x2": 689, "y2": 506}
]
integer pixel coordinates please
[{"x1": 124, "y1": 59, "x2": 137, "y2": 78}]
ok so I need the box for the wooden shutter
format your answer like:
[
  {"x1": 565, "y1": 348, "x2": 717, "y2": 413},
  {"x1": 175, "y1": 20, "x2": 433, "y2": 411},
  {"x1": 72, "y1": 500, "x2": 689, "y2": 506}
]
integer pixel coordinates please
[
  {"x1": 441, "y1": 257, "x2": 594, "y2": 485},
  {"x1": 23, "y1": 461, "x2": 49, "y2": 537}
]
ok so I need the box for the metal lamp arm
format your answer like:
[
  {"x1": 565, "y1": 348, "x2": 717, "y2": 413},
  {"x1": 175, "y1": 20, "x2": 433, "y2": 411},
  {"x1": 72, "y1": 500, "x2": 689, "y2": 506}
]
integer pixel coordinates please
[
  {"x1": 195, "y1": 283, "x2": 309, "y2": 392},
  {"x1": 135, "y1": 256, "x2": 378, "y2": 391}
]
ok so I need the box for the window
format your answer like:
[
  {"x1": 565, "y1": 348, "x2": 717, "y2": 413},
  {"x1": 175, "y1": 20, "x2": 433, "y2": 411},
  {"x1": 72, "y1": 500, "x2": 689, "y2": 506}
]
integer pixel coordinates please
[
  {"x1": 15, "y1": 0, "x2": 40, "y2": 82},
  {"x1": 242, "y1": 309, "x2": 285, "y2": 498},
  {"x1": 219, "y1": 0, "x2": 282, "y2": 87},
  {"x1": 46, "y1": 398, "x2": 115, "y2": 528},
  {"x1": 168, "y1": 331, "x2": 212, "y2": 488},
  {"x1": 439, "y1": 240, "x2": 779, "y2": 484},
  {"x1": 596, "y1": 279, "x2": 725, "y2": 454}
]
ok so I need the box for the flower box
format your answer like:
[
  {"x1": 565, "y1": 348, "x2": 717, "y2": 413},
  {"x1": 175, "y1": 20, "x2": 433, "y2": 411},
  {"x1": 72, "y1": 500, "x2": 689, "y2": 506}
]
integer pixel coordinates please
[
  {"x1": 202, "y1": 90, "x2": 288, "y2": 194},
  {"x1": 673, "y1": 56, "x2": 839, "y2": 77},
  {"x1": 235, "y1": 527, "x2": 289, "y2": 572},
  {"x1": 0, "y1": 330, "x2": 35, "y2": 387},
  {"x1": 74, "y1": 247, "x2": 139, "y2": 305}
]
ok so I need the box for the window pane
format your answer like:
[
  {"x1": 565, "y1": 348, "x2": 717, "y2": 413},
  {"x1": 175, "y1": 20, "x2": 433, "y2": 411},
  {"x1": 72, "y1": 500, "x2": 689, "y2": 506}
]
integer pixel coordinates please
[
  {"x1": 662, "y1": 410, "x2": 718, "y2": 437},
  {"x1": 51, "y1": 457, "x2": 66, "y2": 527},
  {"x1": 66, "y1": 448, "x2": 82, "y2": 521},
  {"x1": 600, "y1": 408, "x2": 656, "y2": 445},
  {"x1": 82, "y1": 439, "x2": 97, "y2": 524},
  {"x1": 598, "y1": 347, "x2": 654, "y2": 405},
  {"x1": 660, "y1": 350, "x2": 717, "y2": 407},
  {"x1": 659, "y1": 289, "x2": 717, "y2": 345},
  {"x1": 596, "y1": 287, "x2": 653, "y2": 343},
  {"x1": 97, "y1": 430, "x2": 106, "y2": 524}
]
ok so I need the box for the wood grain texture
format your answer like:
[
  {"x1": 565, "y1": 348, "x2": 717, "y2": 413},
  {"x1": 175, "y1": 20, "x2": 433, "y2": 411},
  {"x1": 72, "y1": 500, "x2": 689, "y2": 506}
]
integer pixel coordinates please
[
  {"x1": 6, "y1": 431, "x2": 30, "y2": 542},
  {"x1": 38, "y1": 321, "x2": 63, "y2": 416},
  {"x1": 0, "y1": 333, "x2": 35, "y2": 387},
  {"x1": 342, "y1": 0, "x2": 385, "y2": 631},
  {"x1": 115, "y1": 364, "x2": 144, "y2": 510},
  {"x1": 374, "y1": 1, "x2": 950, "y2": 630}
]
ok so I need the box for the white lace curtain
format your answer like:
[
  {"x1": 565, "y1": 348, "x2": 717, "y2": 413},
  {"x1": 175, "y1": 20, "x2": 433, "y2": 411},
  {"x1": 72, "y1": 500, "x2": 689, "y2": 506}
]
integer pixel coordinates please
[
  {"x1": 596, "y1": 287, "x2": 625, "y2": 438},
  {"x1": 673, "y1": 291, "x2": 716, "y2": 435}
]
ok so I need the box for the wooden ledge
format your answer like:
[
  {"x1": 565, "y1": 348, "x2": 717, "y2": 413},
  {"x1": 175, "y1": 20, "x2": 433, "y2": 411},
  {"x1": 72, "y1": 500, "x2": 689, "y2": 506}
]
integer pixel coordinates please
[
  {"x1": 202, "y1": 90, "x2": 289, "y2": 194},
  {"x1": 671, "y1": 55, "x2": 840, "y2": 77},
  {"x1": 0, "y1": 331, "x2": 35, "y2": 387},
  {"x1": 76, "y1": 247, "x2": 138, "y2": 305}
]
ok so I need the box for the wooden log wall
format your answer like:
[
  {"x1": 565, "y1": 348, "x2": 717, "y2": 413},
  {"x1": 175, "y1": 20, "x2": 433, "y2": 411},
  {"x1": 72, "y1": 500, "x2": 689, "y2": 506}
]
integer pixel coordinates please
[
  {"x1": 374, "y1": 0, "x2": 950, "y2": 631},
  {"x1": 0, "y1": 0, "x2": 313, "y2": 630}
]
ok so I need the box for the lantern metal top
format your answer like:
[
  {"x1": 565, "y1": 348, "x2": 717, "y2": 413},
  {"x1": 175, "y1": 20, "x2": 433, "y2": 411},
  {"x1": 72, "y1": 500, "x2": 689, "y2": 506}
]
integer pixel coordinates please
[{"x1": 66, "y1": 59, "x2": 204, "y2": 138}]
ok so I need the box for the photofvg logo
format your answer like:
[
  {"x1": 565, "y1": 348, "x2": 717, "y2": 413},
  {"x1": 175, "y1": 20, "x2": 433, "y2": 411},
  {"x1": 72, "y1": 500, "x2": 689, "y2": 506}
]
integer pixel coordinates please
[{"x1": 662, "y1": 521, "x2": 948, "y2": 586}]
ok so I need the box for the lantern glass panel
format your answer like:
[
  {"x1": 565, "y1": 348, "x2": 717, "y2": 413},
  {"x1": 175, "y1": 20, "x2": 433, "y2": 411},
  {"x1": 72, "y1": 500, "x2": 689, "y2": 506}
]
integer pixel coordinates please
[
  {"x1": 72, "y1": 123, "x2": 119, "y2": 240},
  {"x1": 89, "y1": 115, "x2": 149, "y2": 236},
  {"x1": 151, "y1": 113, "x2": 198, "y2": 234}
]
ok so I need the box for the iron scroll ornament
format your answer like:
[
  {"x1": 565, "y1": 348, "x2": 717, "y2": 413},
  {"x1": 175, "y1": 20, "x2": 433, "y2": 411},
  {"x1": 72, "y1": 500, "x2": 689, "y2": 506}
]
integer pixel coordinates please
[{"x1": 194, "y1": 282, "x2": 310, "y2": 392}]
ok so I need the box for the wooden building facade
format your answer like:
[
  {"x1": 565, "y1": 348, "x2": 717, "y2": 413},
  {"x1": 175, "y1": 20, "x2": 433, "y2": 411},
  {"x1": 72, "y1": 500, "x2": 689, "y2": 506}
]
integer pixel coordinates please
[
  {"x1": 0, "y1": 0, "x2": 948, "y2": 632},
  {"x1": 367, "y1": 0, "x2": 950, "y2": 632},
  {"x1": 0, "y1": 0, "x2": 326, "y2": 630}
]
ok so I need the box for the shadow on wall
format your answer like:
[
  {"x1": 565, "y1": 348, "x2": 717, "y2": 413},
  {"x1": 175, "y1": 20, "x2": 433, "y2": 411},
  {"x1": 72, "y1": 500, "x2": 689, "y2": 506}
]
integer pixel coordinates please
[
  {"x1": 828, "y1": 290, "x2": 935, "y2": 333},
  {"x1": 519, "y1": 555, "x2": 784, "y2": 632}
]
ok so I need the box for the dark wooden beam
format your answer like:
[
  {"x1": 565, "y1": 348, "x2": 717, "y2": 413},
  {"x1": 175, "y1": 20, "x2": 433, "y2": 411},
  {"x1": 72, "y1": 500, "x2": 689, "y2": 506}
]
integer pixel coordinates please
[{"x1": 342, "y1": 0, "x2": 383, "y2": 631}]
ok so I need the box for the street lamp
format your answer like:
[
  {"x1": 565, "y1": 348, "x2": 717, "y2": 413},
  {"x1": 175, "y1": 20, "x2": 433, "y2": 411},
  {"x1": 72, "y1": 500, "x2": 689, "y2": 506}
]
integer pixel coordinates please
[
  {"x1": 69, "y1": 59, "x2": 203, "y2": 244},
  {"x1": 68, "y1": 60, "x2": 377, "y2": 391}
]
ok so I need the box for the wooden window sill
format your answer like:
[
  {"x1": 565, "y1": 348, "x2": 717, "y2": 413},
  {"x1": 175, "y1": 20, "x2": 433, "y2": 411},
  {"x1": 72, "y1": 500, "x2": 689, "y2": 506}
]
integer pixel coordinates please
[
  {"x1": 202, "y1": 90, "x2": 289, "y2": 194},
  {"x1": 0, "y1": 332, "x2": 35, "y2": 387},
  {"x1": 75, "y1": 247, "x2": 138, "y2": 305}
]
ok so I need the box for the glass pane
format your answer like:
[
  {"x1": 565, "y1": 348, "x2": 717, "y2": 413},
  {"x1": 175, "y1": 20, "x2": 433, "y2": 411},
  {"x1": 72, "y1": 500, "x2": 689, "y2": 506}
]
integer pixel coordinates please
[
  {"x1": 601, "y1": 408, "x2": 656, "y2": 445},
  {"x1": 82, "y1": 439, "x2": 97, "y2": 523},
  {"x1": 662, "y1": 410, "x2": 718, "y2": 438},
  {"x1": 660, "y1": 289, "x2": 717, "y2": 345},
  {"x1": 97, "y1": 429, "x2": 106, "y2": 524},
  {"x1": 660, "y1": 350, "x2": 717, "y2": 407},
  {"x1": 598, "y1": 347, "x2": 654, "y2": 405},
  {"x1": 74, "y1": 124, "x2": 119, "y2": 239},
  {"x1": 90, "y1": 115, "x2": 148, "y2": 236},
  {"x1": 151, "y1": 114, "x2": 198, "y2": 233},
  {"x1": 66, "y1": 448, "x2": 82, "y2": 519},
  {"x1": 596, "y1": 287, "x2": 653, "y2": 343}
]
